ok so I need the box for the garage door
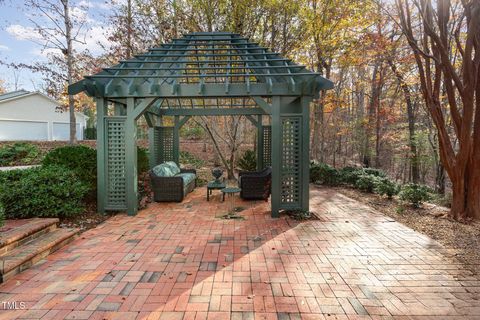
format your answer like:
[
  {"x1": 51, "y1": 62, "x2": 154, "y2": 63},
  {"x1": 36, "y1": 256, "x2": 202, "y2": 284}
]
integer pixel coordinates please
[
  {"x1": 52, "y1": 122, "x2": 81, "y2": 141},
  {"x1": 0, "y1": 120, "x2": 48, "y2": 141}
]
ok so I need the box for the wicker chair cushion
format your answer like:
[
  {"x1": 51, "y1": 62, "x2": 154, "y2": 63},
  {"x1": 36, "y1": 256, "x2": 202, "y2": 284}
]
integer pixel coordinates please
[
  {"x1": 176, "y1": 172, "x2": 196, "y2": 185},
  {"x1": 152, "y1": 163, "x2": 175, "y2": 177},
  {"x1": 164, "y1": 161, "x2": 181, "y2": 175}
]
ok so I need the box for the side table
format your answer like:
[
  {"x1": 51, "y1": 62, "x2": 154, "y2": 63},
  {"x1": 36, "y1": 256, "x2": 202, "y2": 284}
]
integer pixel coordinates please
[{"x1": 207, "y1": 180, "x2": 226, "y2": 201}]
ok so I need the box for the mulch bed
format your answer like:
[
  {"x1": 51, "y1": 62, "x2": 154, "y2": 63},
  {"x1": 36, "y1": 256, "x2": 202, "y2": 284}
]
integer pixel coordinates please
[
  {"x1": 58, "y1": 201, "x2": 111, "y2": 231},
  {"x1": 334, "y1": 186, "x2": 480, "y2": 275}
]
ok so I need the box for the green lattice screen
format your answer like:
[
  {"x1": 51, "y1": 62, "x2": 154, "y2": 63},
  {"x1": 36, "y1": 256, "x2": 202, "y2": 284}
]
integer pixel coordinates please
[
  {"x1": 280, "y1": 117, "x2": 301, "y2": 209},
  {"x1": 105, "y1": 117, "x2": 127, "y2": 210},
  {"x1": 262, "y1": 126, "x2": 271, "y2": 168},
  {"x1": 159, "y1": 126, "x2": 174, "y2": 163},
  {"x1": 151, "y1": 126, "x2": 161, "y2": 166}
]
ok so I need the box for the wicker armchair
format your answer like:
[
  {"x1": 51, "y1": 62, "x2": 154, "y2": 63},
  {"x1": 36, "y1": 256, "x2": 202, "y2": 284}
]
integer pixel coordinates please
[
  {"x1": 150, "y1": 167, "x2": 197, "y2": 202},
  {"x1": 238, "y1": 167, "x2": 272, "y2": 201}
]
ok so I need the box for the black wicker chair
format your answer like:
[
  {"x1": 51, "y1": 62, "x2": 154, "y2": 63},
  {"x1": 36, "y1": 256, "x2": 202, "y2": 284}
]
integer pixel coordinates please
[
  {"x1": 238, "y1": 167, "x2": 272, "y2": 201},
  {"x1": 150, "y1": 168, "x2": 197, "y2": 202}
]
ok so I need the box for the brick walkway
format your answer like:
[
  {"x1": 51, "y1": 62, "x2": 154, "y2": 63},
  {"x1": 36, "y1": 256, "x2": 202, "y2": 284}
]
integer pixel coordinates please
[{"x1": 1, "y1": 187, "x2": 479, "y2": 319}]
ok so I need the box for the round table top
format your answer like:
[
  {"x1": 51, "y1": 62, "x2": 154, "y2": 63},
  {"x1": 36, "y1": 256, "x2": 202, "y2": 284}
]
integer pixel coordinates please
[
  {"x1": 207, "y1": 180, "x2": 225, "y2": 188},
  {"x1": 221, "y1": 187, "x2": 241, "y2": 194}
]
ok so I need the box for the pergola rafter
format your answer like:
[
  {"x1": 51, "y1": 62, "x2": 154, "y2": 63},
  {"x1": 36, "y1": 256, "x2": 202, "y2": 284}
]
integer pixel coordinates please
[{"x1": 69, "y1": 32, "x2": 333, "y2": 217}]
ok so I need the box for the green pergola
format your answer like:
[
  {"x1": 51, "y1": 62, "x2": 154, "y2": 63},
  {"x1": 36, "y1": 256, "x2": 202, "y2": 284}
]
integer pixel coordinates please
[{"x1": 69, "y1": 32, "x2": 333, "y2": 217}]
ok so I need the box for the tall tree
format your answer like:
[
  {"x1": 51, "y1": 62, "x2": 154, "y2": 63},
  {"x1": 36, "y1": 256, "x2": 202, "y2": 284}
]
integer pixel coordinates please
[
  {"x1": 5, "y1": 0, "x2": 88, "y2": 144},
  {"x1": 301, "y1": 0, "x2": 375, "y2": 161},
  {"x1": 395, "y1": 0, "x2": 480, "y2": 219}
]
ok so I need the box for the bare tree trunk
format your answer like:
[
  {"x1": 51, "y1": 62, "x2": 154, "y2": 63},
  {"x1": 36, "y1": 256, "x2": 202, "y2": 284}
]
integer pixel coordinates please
[
  {"x1": 126, "y1": 0, "x2": 133, "y2": 59},
  {"x1": 63, "y1": 0, "x2": 76, "y2": 144},
  {"x1": 387, "y1": 59, "x2": 419, "y2": 182},
  {"x1": 364, "y1": 63, "x2": 380, "y2": 167}
]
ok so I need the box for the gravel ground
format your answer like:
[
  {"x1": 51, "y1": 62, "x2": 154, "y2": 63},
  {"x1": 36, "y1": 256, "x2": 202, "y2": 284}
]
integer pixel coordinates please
[{"x1": 334, "y1": 186, "x2": 480, "y2": 275}]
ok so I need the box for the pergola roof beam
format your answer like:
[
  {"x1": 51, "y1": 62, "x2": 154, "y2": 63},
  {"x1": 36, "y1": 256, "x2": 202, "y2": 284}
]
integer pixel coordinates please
[
  {"x1": 159, "y1": 103, "x2": 259, "y2": 108},
  {"x1": 148, "y1": 46, "x2": 270, "y2": 52},
  {"x1": 68, "y1": 32, "x2": 334, "y2": 97},
  {"x1": 159, "y1": 107, "x2": 266, "y2": 116},
  {"x1": 104, "y1": 66, "x2": 305, "y2": 72},
  {"x1": 86, "y1": 73, "x2": 318, "y2": 79},
  {"x1": 148, "y1": 40, "x2": 187, "y2": 94},
  {"x1": 119, "y1": 58, "x2": 292, "y2": 64},
  {"x1": 134, "y1": 52, "x2": 280, "y2": 58}
]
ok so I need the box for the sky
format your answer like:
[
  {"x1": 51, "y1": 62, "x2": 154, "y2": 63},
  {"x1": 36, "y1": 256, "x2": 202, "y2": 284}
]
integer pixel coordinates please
[{"x1": 0, "y1": 0, "x2": 115, "y2": 92}]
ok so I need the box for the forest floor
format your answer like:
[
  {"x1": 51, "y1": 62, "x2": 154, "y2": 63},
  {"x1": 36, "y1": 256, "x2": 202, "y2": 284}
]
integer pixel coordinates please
[{"x1": 333, "y1": 186, "x2": 480, "y2": 275}]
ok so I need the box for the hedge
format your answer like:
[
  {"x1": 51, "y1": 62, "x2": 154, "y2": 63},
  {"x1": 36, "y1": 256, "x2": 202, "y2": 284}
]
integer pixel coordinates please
[{"x1": 0, "y1": 166, "x2": 89, "y2": 219}]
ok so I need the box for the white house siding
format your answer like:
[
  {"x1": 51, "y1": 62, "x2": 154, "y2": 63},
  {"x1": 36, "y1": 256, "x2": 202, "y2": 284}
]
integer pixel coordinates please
[{"x1": 0, "y1": 93, "x2": 87, "y2": 141}]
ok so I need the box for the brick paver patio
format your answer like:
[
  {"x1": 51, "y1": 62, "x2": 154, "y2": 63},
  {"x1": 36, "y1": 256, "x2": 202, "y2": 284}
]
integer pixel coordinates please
[{"x1": 1, "y1": 187, "x2": 479, "y2": 319}]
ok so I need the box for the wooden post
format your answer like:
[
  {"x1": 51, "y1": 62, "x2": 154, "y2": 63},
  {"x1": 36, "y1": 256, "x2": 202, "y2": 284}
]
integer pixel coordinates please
[
  {"x1": 114, "y1": 102, "x2": 125, "y2": 116},
  {"x1": 301, "y1": 96, "x2": 311, "y2": 212},
  {"x1": 96, "y1": 98, "x2": 107, "y2": 215},
  {"x1": 173, "y1": 115, "x2": 180, "y2": 164},
  {"x1": 148, "y1": 128, "x2": 156, "y2": 169},
  {"x1": 147, "y1": 113, "x2": 156, "y2": 169},
  {"x1": 271, "y1": 96, "x2": 281, "y2": 217},
  {"x1": 126, "y1": 98, "x2": 138, "y2": 216},
  {"x1": 257, "y1": 115, "x2": 263, "y2": 170}
]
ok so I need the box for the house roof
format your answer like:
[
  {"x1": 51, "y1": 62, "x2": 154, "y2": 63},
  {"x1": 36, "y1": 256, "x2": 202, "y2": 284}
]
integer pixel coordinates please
[
  {"x1": 0, "y1": 90, "x2": 88, "y2": 119},
  {"x1": 69, "y1": 32, "x2": 333, "y2": 98},
  {"x1": 0, "y1": 90, "x2": 31, "y2": 102}
]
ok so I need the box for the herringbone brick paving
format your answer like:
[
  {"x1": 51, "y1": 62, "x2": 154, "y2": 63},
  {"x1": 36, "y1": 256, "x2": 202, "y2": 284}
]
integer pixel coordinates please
[{"x1": 1, "y1": 187, "x2": 479, "y2": 319}]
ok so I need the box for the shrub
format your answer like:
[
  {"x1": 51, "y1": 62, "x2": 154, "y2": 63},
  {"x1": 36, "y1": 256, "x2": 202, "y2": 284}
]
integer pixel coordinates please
[
  {"x1": 362, "y1": 167, "x2": 387, "y2": 178},
  {"x1": 0, "y1": 142, "x2": 40, "y2": 166},
  {"x1": 338, "y1": 166, "x2": 363, "y2": 185},
  {"x1": 137, "y1": 147, "x2": 149, "y2": 174},
  {"x1": 399, "y1": 183, "x2": 432, "y2": 208},
  {"x1": 310, "y1": 162, "x2": 340, "y2": 185},
  {"x1": 180, "y1": 151, "x2": 205, "y2": 168},
  {"x1": 42, "y1": 145, "x2": 97, "y2": 190},
  {"x1": 374, "y1": 177, "x2": 398, "y2": 199},
  {"x1": 0, "y1": 202, "x2": 5, "y2": 227},
  {"x1": 0, "y1": 166, "x2": 89, "y2": 219},
  {"x1": 355, "y1": 174, "x2": 379, "y2": 193},
  {"x1": 237, "y1": 150, "x2": 257, "y2": 172}
]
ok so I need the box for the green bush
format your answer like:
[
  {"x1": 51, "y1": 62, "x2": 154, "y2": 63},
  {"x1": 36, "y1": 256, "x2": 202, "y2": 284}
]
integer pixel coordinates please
[
  {"x1": 137, "y1": 147, "x2": 149, "y2": 174},
  {"x1": 237, "y1": 150, "x2": 257, "y2": 171},
  {"x1": 310, "y1": 162, "x2": 340, "y2": 185},
  {"x1": 374, "y1": 177, "x2": 398, "y2": 199},
  {"x1": 0, "y1": 166, "x2": 89, "y2": 219},
  {"x1": 362, "y1": 167, "x2": 387, "y2": 178},
  {"x1": 0, "y1": 142, "x2": 40, "y2": 166},
  {"x1": 399, "y1": 183, "x2": 432, "y2": 207},
  {"x1": 338, "y1": 166, "x2": 363, "y2": 185},
  {"x1": 180, "y1": 151, "x2": 205, "y2": 168},
  {"x1": 42, "y1": 145, "x2": 97, "y2": 190},
  {"x1": 355, "y1": 174, "x2": 379, "y2": 193},
  {"x1": 0, "y1": 202, "x2": 5, "y2": 227}
]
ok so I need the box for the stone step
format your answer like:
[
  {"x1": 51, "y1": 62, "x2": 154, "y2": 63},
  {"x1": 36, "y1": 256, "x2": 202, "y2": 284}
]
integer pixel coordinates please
[
  {"x1": 0, "y1": 218, "x2": 59, "y2": 255},
  {"x1": 0, "y1": 228, "x2": 78, "y2": 283}
]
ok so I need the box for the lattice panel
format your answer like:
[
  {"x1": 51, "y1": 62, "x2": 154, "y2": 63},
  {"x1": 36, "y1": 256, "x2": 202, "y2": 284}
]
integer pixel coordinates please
[
  {"x1": 151, "y1": 127, "x2": 162, "y2": 167},
  {"x1": 159, "y1": 126, "x2": 174, "y2": 163},
  {"x1": 262, "y1": 126, "x2": 271, "y2": 168},
  {"x1": 281, "y1": 117, "x2": 301, "y2": 208},
  {"x1": 105, "y1": 118, "x2": 127, "y2": 210}
]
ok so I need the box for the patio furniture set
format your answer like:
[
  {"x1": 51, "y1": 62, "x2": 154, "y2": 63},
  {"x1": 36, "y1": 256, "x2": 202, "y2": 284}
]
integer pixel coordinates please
[{"x1": 149, "y1": 161, "x2": 272, "y2": 213}]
